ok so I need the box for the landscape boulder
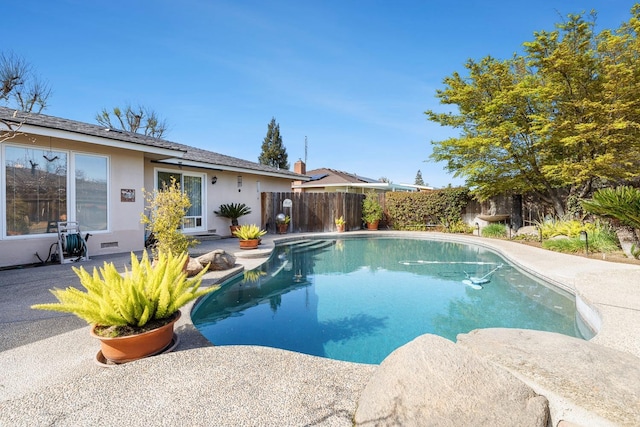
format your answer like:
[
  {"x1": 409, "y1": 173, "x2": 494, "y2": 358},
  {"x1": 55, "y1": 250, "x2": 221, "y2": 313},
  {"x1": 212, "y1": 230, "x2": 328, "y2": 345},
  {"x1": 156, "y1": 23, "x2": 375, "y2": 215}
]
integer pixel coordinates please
[
  {"x1": 185, "y1": 257, "x2": 204, "y2": 277},
  {"x1": 197, "y1": 250, "x2": 236, "y2": 271},
  {"x1": 457, "y1": 328, "x2": 640, "y2": 426},
  {"x1": 355, "y1": 334, "x2": 549, "y2": 427}
]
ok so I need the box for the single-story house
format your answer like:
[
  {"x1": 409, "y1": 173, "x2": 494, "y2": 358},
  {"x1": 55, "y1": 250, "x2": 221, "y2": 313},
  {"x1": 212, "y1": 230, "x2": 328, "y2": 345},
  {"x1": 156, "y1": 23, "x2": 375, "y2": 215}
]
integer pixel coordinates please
[
  {"x1": 291, "y1": 160, "x2": 431, "y2": 193},
  {"x1": 0, "y1": 107, "x2": 308, "y2": 268}
]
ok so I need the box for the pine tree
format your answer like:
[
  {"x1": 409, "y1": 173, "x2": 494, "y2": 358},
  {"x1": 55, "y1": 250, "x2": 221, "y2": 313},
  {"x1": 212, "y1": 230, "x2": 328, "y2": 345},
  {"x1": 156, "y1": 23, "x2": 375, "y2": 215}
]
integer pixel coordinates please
[
  {"x1": 415, "y1": 170, "x2": 425, "y2": 186},
  {"x1": 259, "y1": 117, "x2": 290, "y2": 169}
]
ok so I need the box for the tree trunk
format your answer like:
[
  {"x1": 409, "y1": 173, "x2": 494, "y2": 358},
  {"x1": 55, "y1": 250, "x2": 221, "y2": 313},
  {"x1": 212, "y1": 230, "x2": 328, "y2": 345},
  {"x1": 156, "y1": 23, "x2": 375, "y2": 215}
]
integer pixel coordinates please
[{"x1": 615, "y1": 226, "x2": 640, "y2": 259}]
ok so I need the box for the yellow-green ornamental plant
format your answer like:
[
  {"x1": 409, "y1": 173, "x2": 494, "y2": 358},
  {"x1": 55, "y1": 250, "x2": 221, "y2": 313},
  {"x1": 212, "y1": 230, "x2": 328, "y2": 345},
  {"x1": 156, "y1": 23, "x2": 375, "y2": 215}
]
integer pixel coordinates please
[
  {"x1": 233, "y1": 224, "x2": 267, "y2": 240},
  {"x1": 31, "y1": 251, "x2": 217, "y2": 337},
  {"x1": 141, "y1": 177, "x2": 197, "y2": 257}
]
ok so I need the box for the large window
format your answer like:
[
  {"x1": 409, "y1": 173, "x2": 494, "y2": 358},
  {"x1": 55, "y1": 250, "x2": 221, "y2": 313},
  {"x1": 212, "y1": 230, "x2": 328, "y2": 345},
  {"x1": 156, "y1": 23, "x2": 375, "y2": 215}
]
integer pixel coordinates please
[
  {"x1": 3, "y1": 144, "x2": 108, "y2": 237},
  {"x1": 157, "y1": 170, "x2": 204, "y2": 232},
  {"x1": 75, "y1": 154, "x2": 108, "y2": 231}
]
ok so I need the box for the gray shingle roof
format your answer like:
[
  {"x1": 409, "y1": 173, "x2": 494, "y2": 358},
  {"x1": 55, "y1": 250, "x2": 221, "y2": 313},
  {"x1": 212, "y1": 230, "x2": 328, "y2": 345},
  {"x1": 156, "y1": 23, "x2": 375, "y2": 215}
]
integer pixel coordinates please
[
  {"x1": 302, "y1": 168, "x2": 380, "y2": 185},
  {"x1": 0, "y1": 107, "x2": 307, "y2": 180},
  {"x1": 0, "y1": 106, "x2": 180, "y2": 151}
]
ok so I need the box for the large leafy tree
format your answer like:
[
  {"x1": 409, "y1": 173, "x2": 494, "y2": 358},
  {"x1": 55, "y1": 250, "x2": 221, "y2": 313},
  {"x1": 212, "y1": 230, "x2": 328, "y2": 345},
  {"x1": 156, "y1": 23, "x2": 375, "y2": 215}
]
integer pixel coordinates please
[
  {"x1": 426, "y1": 7, "x2": 640, "y2": 216},
  {"x1": 259, "y1": 117, "x2": 289, "y2": 169},
  {"x1": 96, "y1": 104, "x2": 168, "y2": 138}
]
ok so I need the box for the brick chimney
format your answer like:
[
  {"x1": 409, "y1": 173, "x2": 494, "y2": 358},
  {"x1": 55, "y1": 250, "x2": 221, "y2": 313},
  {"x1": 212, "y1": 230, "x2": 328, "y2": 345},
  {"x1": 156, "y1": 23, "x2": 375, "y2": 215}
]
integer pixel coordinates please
[
  {"x1": 294, "y1": 159, "x2": 306, "y2": 175},
  {"x1": 293, "y1": 159, "x2": 306, "y2": 193}
]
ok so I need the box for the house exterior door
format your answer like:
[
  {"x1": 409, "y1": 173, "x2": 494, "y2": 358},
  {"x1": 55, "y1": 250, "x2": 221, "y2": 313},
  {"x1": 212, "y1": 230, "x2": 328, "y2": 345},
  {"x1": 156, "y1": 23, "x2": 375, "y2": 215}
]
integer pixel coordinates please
[{"x1": 157, "y1": 171, "x2": 204, "y2": 233}]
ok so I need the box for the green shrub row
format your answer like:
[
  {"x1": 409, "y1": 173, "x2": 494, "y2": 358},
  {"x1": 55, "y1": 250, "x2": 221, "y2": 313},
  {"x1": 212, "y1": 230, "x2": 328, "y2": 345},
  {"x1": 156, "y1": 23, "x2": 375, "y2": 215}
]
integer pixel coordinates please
[
  {"x1": 542, "y1": 227, "x2": 619, "y2": 254},
  {"x1": 385, "y1": 188, "x2": 470, "y2": 230}
]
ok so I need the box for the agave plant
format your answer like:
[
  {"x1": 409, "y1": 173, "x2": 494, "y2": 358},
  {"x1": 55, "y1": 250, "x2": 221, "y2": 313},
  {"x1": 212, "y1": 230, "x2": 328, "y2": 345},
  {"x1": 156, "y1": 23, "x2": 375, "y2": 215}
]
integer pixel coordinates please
[
  {"x1": 582, "y1": 186, "x2": 640, "y2": 258},
  {"x1": 31, "y1": 251, "x2": 216, "y2": 333},
  {"x1": 214, "y1": 203, "x2": 252, "y2": 226},
  {"x1": 582, "y1": 186, "x2": 640, "y2": 229}
]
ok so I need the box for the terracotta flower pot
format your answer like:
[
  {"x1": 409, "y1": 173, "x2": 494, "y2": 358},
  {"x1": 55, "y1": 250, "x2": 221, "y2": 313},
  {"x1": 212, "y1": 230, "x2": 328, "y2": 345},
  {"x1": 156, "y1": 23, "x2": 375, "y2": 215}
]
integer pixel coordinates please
[
  {"x1": 336, "y1": 224, "x2": 345, "y2": 232},
  {"x1": 239, "y1": 239, "x2": 260, "y2": 250},
  {"x1": 277, "y1": 223, "x2": 288, "y2": 234},
  {"x1": 367, "y1": 220, "x2": 379, "y2": 230},
  {"x1": 91, "y1": 310, "x2": 181, "y2": 363}
]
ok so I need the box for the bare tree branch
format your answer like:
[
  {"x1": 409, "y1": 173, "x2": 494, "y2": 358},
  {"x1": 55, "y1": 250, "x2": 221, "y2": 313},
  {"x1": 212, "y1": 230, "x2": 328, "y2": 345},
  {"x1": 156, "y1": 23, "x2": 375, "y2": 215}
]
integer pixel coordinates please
[
  {"x1": 0, "y1": 51, "x2": 52, "y2": 113},
  {"x1": 95, "y1": 104, "x2": 169, "y2": 138},
  {"x1": 0, "y1": 114, "x2": 25, "y2": 143}
]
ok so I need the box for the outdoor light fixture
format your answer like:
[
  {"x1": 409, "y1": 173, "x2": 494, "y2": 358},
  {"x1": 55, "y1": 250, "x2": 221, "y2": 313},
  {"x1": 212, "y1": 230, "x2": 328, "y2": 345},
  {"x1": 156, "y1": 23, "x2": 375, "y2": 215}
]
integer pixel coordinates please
[
  {"x1": 579, "y1": 230, "x2": 589, "y2": 255},
  {"x1": 211, "y1": 176, "x2": 217, "y2": 185},
  {"x1": 475, "y1": 222, "x2": 480, "y2": 236},
  {"x1": 237, "y1": 176, "x2": 242, "y2": 192}
]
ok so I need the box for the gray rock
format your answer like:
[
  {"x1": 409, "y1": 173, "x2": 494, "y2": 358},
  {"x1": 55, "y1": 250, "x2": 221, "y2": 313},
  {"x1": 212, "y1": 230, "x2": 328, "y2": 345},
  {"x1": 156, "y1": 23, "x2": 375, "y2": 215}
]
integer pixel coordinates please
[
  {"x1": 196, "y1": 249, "x2": 236, "y2": 271},
  {"x1": 516, "y1": 225, "x2": 539, "y2": 236},
  {"x1": 185, "y1": 257, "x2": 204, "y2": 277},
  {"x1": 355, "y1": 334, "x2": 549, "y2": 427},
  {"x1": 457, "y1": 328, "x2": 640, "y2": 427}
]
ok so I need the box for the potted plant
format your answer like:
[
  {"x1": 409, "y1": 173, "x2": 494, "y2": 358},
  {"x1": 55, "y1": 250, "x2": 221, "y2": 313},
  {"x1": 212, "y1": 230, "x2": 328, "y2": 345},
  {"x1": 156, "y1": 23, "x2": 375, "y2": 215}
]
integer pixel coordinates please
[
  {"x1": 31, "y1": 250, "x2": 216, "y2": 363},
  {"x1": 276, "y1": 214, "x2": 291, "y2": 234},
  {"x1": 215, "y1": 203, "x2": 252, "y2": 235},
  {"x1": 233, "y1": 224, "x2": 267, "y2": 249},
  {"x1": 141, "y1": 177, "x2": 197, "y2": 258},
  {"x1": 362, "y1": 191, "x2": 383, "y2": 230},
  {"x1": 335, "y1": 216, "x2": 346, "y2": 232}
]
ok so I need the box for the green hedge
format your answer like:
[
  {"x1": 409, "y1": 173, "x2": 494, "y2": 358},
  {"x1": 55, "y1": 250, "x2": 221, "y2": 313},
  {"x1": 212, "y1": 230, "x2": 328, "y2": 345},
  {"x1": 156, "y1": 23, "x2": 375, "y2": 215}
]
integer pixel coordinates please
[{"x1": 385, "y1": 188, "x2": 470, "y2": 230}]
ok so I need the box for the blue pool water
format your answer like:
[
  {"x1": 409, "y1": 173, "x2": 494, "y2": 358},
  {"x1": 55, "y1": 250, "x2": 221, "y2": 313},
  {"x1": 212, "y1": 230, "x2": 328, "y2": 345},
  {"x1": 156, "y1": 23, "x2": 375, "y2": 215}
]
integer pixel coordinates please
[{"x1": 192, "y1": 237, "x2": 590, "y2": 364}]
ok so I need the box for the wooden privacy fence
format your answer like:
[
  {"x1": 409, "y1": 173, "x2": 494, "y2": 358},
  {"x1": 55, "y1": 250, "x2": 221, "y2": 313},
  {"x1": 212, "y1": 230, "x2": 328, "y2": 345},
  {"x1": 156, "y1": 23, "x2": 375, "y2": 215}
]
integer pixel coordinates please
[{"x1": 261, "y1": 192, "x2": 365, "y2": 233}]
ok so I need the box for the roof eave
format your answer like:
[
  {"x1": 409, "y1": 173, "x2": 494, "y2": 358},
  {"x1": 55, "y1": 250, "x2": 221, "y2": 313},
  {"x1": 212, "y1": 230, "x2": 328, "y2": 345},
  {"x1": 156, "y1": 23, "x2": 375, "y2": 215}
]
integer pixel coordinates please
[
  {"x1": 19, "y1": 124, "x2": 185, "y2": 158},
  {"x1": 155, "y1": 158, "x2": 310, "y2": 181}
]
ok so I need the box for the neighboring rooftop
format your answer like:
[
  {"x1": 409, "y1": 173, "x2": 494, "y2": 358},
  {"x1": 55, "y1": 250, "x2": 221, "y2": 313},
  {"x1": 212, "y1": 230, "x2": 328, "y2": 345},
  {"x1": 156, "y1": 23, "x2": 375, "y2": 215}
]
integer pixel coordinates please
[{"x1": 293, "y1": 167, "x2": 431, "y2": 192}]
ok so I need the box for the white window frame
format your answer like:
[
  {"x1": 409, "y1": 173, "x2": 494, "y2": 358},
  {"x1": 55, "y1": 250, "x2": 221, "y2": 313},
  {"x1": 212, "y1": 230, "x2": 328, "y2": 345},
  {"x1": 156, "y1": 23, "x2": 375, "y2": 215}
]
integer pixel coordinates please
[
  {"x1": 154, "y1": 168, "x2": 206, "y2": 233},
  {"x1": 1, "y1": 143, "x2": 110, "y2": 239},
  {"x1": 71, "y1": 152, "x2": 110, "y2": 234}
]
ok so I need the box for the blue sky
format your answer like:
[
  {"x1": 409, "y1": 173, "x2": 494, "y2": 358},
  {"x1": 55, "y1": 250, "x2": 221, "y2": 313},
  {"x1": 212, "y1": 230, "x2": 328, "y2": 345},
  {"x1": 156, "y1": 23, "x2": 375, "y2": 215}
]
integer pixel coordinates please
[{"x1": 6, "y1": 1, "x2": 636, "y2": 187}]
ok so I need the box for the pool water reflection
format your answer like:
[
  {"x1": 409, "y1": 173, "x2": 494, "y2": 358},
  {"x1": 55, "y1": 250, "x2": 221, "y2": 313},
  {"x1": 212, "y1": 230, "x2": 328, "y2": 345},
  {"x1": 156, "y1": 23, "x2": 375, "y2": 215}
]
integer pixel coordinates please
[{"x1": 192, "y1": 237, "x2": 589, "y2": 364}]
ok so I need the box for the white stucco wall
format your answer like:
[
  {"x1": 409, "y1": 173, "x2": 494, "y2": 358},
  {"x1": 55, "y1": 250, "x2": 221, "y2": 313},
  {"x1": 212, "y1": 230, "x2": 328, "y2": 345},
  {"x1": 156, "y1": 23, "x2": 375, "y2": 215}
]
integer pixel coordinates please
[
  {"x1": 1, "y1": 132, "x2": 296, "y2": 267},
  {"x1": 144, "y1": 161, "x2": 293, "y2": 238},
  {"x1": 0, "y1": 135, "x2": 146, "y2": 267}
]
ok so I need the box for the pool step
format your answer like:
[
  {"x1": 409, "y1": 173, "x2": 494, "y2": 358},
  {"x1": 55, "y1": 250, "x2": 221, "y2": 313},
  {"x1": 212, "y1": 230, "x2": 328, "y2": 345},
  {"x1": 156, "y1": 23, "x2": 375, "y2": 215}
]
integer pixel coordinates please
[
  {"x1": 278, "y1": 239, "x2": 313, "y2": 248},
  {"x1": 290, "y1": 239, "x2": 335, "y2": 253}
]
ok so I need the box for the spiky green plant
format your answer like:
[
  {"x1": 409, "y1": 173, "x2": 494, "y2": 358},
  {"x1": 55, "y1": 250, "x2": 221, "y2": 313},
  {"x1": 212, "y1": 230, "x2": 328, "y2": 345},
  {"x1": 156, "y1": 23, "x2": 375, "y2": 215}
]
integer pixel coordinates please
[
  {"x1": 582, "y1": 186, "x2": 640, "y2": 229},
  {"x1": 535, "y1": 217, "x2": 599, "y2": 239},
  {"x1": 542, "y1": 227, "x2": 619, "y2": 254},
  {"x1": 481, "y1": 223, "x2": 507, "y2": 238},
  {"x1": 214, "y1": 203, "x2": 252, "y2": 226},
  {"x1": 233, "y1": 224, "x2": 267, "y2": 240},
  {"x1": 31, "y1": 251, "x2": 216, "y2": 331}
]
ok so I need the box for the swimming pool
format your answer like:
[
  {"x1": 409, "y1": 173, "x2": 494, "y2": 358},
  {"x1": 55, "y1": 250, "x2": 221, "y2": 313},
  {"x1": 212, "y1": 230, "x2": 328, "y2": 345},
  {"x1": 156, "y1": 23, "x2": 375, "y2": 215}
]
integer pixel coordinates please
[{"x1": 192, "y1": 237, "x2": 591, "y2": 364}]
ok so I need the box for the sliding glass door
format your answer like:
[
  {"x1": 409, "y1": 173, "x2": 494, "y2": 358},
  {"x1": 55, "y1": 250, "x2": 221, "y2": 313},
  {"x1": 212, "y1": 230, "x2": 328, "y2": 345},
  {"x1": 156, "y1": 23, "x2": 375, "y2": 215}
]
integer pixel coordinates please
[{"x1": 157, "y1": 171, "x2": 204, "y2": 232}]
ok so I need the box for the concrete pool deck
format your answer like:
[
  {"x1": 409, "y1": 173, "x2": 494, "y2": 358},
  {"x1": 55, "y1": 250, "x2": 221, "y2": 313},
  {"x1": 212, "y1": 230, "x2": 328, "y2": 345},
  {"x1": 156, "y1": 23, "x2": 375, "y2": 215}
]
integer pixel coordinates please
[{"x1": 0, "y1": 231, "x2": 639, "y2": 425}]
